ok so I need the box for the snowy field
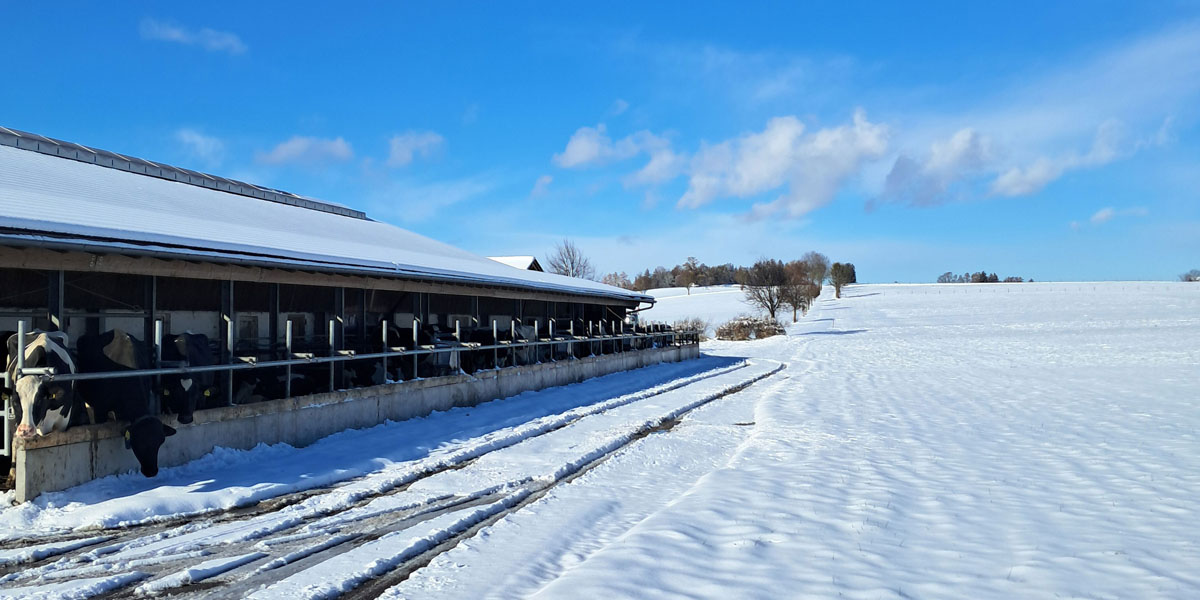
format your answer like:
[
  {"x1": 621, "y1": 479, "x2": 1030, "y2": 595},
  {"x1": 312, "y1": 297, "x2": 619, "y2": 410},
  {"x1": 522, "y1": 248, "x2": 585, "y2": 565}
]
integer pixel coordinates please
[
  {"x1": 640, "y1": 284, "x2": 750, "y2": 334},
  {"x1": 2, "y1": 281, "x2": 1199, "y2": 598}
]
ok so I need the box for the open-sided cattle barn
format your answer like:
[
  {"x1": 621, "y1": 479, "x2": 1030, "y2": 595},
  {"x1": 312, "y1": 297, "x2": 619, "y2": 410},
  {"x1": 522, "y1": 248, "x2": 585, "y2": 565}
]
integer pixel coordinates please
[{"x1": 0, "y1": 126, "x2": 698, "y2": 501}]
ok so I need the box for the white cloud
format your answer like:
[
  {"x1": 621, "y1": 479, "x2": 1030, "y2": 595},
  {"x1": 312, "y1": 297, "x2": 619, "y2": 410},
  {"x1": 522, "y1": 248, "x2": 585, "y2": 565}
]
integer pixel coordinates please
[
  {"x1": 872, "y1": 25, "x2": 1199, "y2": 203},
  {"x1": 609, "y1": 99, "x2": 630, "y2": 116},
  {"x1": 990, "y1": 158, "x2": 1066, "y2": 197},
  {"x1": 679, "y1": 110, "x2": 888, "y2": 218},
  {"x1": 1090, "y1": 207, "x2": 1117, "y2": 225},
  {"x1": 139, "y1": 18, "x2": 246, "y2": 55},
  {"x1": 174, "y1": 128, "x2": 224, "y2": 166},
  {"x1": 552, "y1": 124, "x2": 638, "y2": 168},
  {"x1": 1090, "y1": 206, "x2": 1148, "y2": 225},
  {"x1": 257, "y1": 136, "x2": 353, "y2": 165},
  {"x1": 530, "y1": 174, "x2": 553, "y2": 197},
  {"x1": 989, "y1": 119, "x2": 1139, "y2": 197},
  {"x1": 551, "y1": 124, "x2": 676, "y2": 175},
  {"x1": 386, "y1": 131, "x2": 445, "y2": 167},
  {"x1": 625, "y1": 147, "x2": 686, "y2": 186},
  {"x1": 881, "y1": 128, "x2": 996, "y2": 206}
]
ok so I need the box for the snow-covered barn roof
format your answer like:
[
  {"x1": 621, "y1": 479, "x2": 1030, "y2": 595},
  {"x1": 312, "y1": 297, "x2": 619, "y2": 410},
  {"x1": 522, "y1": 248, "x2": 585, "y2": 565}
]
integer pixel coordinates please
[
  {"x1": 488, "y1": 256, "x2": 544, "y2": 272},
  {"x1": 0, "y1": 127, "x2": 651, "y2": 304}
]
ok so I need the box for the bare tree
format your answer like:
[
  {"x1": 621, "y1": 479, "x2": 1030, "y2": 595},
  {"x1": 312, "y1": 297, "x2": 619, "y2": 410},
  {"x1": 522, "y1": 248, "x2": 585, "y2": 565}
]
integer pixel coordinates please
[
  {"x1": 1182, "y1": 269, "x2": 1200, "y2": 282},
  {"x1": 743, "y1": 258, "x2": 788, "y2": 320},
  {"x1": 780, "y1": 260, "x2": 819, "y2": 322},
  {"x1": 601, "y1": 271, "x2": 632, "y2": 289},
  {"x1": 677, "y1": 256, "x2": 700, "y2": 294},
  {"x1": 801, "y1": 251, "x2": 830, "y2": 287},
  {"x1": 830, "y1": 262, "x2": 855, "y2": 298},
  {"x1": 545, "y1": 239, "x2": 596, "y2": 280}
]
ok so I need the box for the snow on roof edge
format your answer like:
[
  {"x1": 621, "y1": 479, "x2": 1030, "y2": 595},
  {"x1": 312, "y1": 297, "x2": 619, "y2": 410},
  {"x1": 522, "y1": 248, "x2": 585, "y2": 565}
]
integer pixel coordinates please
[{"x1": 0, "y1": 140, "x2": 651, "y2": 304}]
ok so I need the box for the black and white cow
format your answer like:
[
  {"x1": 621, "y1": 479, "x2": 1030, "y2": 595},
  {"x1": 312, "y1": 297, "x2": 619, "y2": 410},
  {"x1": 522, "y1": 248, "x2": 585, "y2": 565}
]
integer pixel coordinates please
[
  {"x1": 76, "y1": 329, "x2": 175, "y2": 478},
  {"x1": 160, "y1": 332, "x2": 217, "y2": 424},
  {"x1": 4, "y1": 330, "x2": 80, "y2": 438}
]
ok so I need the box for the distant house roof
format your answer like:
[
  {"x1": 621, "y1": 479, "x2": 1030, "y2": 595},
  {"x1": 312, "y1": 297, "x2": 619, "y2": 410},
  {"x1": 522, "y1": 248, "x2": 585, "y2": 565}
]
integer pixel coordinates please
[
  {"x1": 488, "y1": 256, "x2": 544, "y2": 272},
  {"x1": 0, "y1": 126, "x2": 651, "y2": 304}
]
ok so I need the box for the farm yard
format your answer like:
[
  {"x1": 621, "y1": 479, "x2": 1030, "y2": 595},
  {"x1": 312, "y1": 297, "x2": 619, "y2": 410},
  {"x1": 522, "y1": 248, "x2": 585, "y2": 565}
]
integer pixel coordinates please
[
  {"x1": 2, "y1": 281, "x2": 1197, "y2": 598},
  {"x1": 5, "y1": 4, "x2": 1200, "y2": 597}
]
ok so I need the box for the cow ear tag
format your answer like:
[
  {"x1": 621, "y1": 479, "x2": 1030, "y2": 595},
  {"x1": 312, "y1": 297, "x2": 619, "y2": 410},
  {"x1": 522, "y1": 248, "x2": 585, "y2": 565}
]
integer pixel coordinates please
[
  {"x1": 203, "y1": 389, "x2": 211, "y2": 397},
  {"x1": 124, "y1": 429, "x2": 132, "y2": 450},
  {"x1": 162, "y1": 389, "x2": 170, "y2": 397}
]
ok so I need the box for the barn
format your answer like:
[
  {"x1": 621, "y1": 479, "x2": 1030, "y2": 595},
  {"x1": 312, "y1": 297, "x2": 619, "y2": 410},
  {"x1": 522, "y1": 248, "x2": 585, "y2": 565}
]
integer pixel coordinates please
[{"x1": 0, "y1": 126, "x2": 697, "y2": 501}]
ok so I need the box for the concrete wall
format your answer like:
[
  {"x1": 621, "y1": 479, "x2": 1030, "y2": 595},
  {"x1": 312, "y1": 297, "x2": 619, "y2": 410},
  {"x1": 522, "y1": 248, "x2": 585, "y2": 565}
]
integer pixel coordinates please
[{"x1": 14, "y1": 345, "x2": 699, "y2": 502}]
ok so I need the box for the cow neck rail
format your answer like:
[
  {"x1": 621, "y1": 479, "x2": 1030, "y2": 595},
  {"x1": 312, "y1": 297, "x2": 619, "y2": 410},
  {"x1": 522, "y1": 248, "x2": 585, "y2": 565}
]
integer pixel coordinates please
[{"x1": 4, "y1": 322, "x2": 701, "y2": 457}]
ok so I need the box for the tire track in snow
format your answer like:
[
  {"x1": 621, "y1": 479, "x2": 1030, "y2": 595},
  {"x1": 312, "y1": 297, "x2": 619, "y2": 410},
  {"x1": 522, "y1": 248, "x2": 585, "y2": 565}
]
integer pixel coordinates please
[
  {"x1": 172, "y1": 360, "x2": 783, "y2": 599},
  {"x1": 0, "y1": 360, "x2": 761, "y2": 597}
]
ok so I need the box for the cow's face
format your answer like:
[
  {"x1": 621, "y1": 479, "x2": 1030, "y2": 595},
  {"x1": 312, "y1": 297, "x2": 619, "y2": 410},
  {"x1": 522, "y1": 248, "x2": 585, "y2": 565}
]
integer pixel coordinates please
[
  {"x1": 15, "y1": 374, "x2": 71, "y2": 438},
  {"x1": 126, "y1": 418, "x2": 176, "y2": 477},
  {"x1": 164, "y1": 377, "x2": 200, "y2": 424}
]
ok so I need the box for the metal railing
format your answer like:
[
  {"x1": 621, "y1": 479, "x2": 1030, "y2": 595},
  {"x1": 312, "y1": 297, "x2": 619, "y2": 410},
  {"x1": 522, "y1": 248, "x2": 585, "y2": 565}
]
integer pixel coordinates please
[{"x1": 3, "y1": 319, "x2": 699, "y2": 457}]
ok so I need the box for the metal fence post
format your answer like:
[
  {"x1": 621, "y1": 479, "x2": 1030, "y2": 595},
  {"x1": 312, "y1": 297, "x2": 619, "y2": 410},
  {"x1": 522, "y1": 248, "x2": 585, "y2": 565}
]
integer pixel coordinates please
[
  {"x1": 454, "y1": 320, "x2": 461, "y2": 373},
  {"x1": 285, "y1": 320, "x2": 293, "y2": 399},
  {"x1": 412, "y1": 318, "x2": 419, "y2": 379},
  {"x1": 381, "y1": 319, "x2": 389, "y2": 384},
  {"x1": 9, "y1": 321, "x2": 26, "y2": 457},
  {"x1": 153, "y1": 319, "x2": 163, "y2": 415},
  {"x1": 2, "y1": 370, "x2": 10, "y2": 458},
  {"x1": 328, "y1": 319, "x2": 336, "y2": 392},
  {"x1": 225, "y1": 318, "x2": 234, "y2": 406},
  {"x1": 492, "y1": 320, "x2": 498, "y2": 369}
]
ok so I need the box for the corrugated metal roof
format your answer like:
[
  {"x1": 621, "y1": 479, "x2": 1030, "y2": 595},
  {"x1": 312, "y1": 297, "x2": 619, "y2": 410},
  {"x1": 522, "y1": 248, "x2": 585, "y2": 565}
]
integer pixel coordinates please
[{"x1": 0, "y1": 134, "x2": 651, "y2": 304}]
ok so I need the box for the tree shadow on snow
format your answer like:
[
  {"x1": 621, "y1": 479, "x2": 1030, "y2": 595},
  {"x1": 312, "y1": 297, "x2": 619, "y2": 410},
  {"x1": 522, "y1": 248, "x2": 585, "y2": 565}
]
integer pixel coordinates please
[{"x1": 800, "y1": 329, "x2": 867, "y2": 336}]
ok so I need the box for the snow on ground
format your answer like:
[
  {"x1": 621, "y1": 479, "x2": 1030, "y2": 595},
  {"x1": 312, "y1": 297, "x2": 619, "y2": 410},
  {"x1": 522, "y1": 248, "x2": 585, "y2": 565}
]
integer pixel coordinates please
[
  {"x1": 4, "y1": 281, "x2": 1199, "y2": 599},
  {"x1": 641, "y1": 285, "x2": 753, "y2": 333},
  {"x1": 0, "y1": 357, "x2": 736, "y2": 540},
  {"x1": 393, "y1": 282, "x2": 1200, "y2": 599}
]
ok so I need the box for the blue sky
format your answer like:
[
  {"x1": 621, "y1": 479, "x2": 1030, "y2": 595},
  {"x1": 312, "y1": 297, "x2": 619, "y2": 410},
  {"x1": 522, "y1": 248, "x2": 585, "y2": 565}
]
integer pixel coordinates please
[{"x1": 4, "y1": 2, "x2": 1199, "y2": 282}]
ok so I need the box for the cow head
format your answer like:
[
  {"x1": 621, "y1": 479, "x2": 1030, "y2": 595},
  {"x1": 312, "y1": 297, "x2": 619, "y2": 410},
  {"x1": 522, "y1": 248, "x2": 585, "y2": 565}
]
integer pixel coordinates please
[
  {"x1": 160, "y1": 333, "x2": 216, "y2": 424},
  {"x1": 15, "y1": 377, "x2": 73, "y2": 438},
  {"x1": 9, "y1": 338, "x2": 76, "y2": 438},
  {"x1": 125, "y1": 416, "x2": 176, "y2": 477},
  {"x1": 162, "y1": 377, "x2": 214, "y2": 424}
]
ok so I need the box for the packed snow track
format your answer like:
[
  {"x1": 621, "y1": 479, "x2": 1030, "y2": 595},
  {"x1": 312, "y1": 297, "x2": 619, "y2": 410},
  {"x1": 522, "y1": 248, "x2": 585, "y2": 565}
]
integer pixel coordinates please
[{"x1": 0, "y1": 357, "x2": 783, "y2": 599}]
